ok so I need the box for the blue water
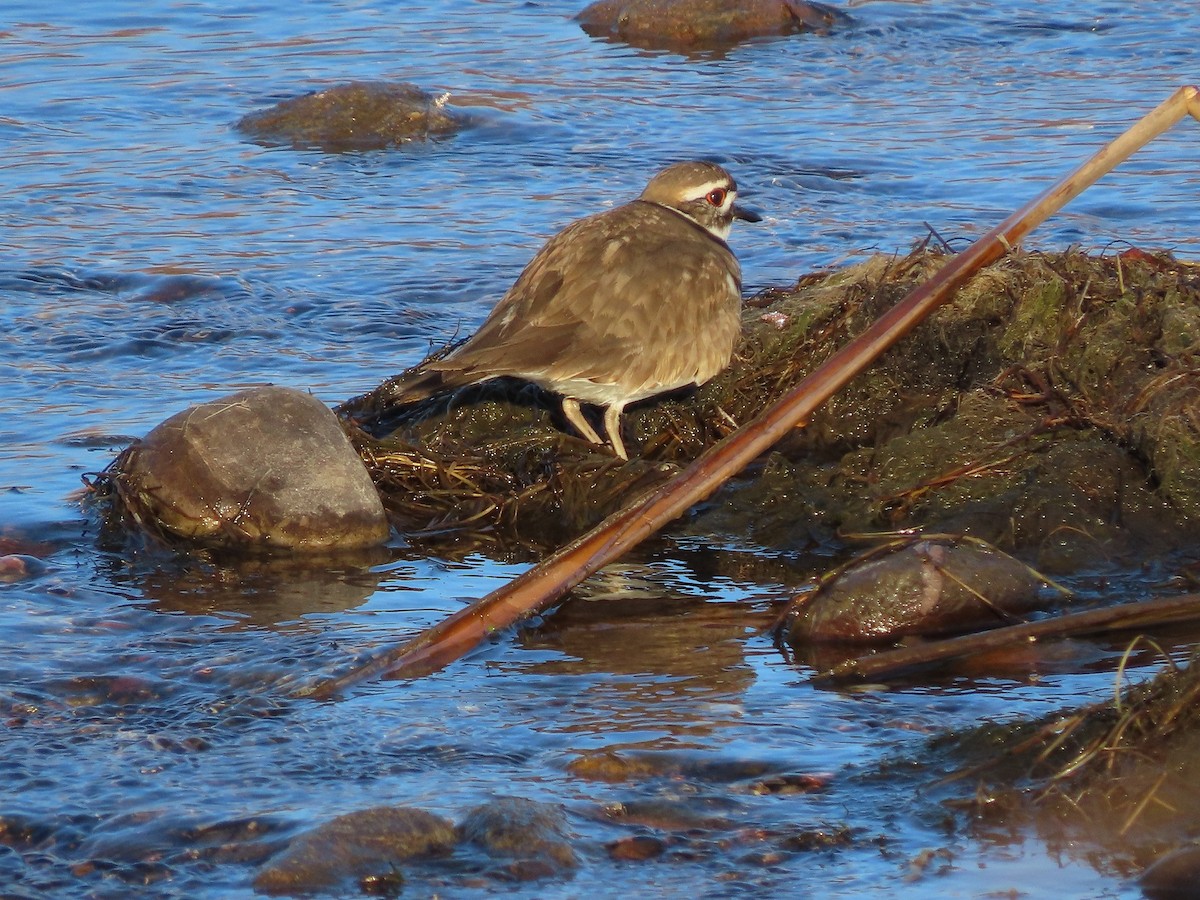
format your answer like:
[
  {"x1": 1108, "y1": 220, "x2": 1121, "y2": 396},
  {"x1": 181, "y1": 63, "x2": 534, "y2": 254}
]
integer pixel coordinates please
[{"x1": 1, "y1": 1, "x2": 1197, "y2": 896}]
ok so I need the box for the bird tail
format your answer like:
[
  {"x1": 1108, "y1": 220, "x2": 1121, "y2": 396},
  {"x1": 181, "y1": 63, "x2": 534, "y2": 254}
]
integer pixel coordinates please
[
  {"x1": 374, "y1": 366, "x2": 457, "y2": 406},
  {"x1": 336, "y1": 361, "x2": 472, "y2": 426}
]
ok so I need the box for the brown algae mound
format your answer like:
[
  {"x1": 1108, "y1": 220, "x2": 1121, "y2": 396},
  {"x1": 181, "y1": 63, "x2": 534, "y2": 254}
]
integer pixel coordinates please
[
  {"x1": 936, "y1": 645, "x2": 1200, "y2": 886},
  {"x1": 345, "y1": 247, "x2": 1200, "y2": 560}
]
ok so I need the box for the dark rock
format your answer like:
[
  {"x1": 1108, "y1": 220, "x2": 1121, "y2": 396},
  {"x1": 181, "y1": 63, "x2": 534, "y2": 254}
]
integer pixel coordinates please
[
  {"x1": 784, "y1": 537, "x2": 1062, "y2": 643},
  {"x1": 577, "y1": 0, "x2": 849, "y2": 52},
  {"x1": 1141, "y1": 842, "x2": 1200, "y2": 899},
  {"x1": 608, "y1": 835, "x2": 667, "y2": 860},
  {"x1": 457, "y1": 797, "x2": 577, "y2": 875},
  {"x1": 567, "y1": 748, "x2": 779, "y2": 783},
  {"x1": 237, "y1": 81, "x2": 465, "y2": 152},
  {"x1": 596, "y1": 798, "x2": 737, "y2": 831},
  {"x1": 108, "y1": 386, "x2": 389, "y2": 551},
  {"x1": 253, "y1": 806, "x2": 456, "y2": 895}
]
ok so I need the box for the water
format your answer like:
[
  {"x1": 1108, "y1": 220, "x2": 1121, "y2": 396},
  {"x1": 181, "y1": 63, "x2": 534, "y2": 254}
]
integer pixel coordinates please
[{"x1": 2, "y1": 1, "x2": 1198, "y2": 895}]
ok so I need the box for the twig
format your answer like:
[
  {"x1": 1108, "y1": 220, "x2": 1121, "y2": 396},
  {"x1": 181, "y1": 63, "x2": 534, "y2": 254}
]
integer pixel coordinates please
[{"x1": 811, "y1": 592, "x2": 1200, "y2": 685}]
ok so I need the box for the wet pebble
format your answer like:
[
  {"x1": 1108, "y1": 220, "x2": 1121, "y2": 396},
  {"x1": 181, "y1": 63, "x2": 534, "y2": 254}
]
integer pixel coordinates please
[
  {"x1": 784, "y1": 537, "x2": 1061, "y2": 644},
  {"x1": 567, "y1": 748, "x2": 780, "y2": 784},
  {"x1": 0, "y1": 554, "x2": 46, "y2": 582},
  {"x1": 607, "y1": 834, "x2": 667, "y2": 861},
  {"x1": 596, "y1": 798, "x2": 738, "y2": 831},
  {"x1": 743, "y1": 772, "x2": 831, "y2": 796},
  {"x1": 51, "y1": 674, "x2": 165, "y2": 707},
  {"x1": 778, "y1": 824, "x2": 857, "y2": 851}
]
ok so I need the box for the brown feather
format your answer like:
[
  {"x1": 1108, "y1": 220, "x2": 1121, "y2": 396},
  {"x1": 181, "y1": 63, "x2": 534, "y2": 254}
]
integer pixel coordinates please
[{"x1": 380, "y1": 160, "x2": 754, "y2": 456}]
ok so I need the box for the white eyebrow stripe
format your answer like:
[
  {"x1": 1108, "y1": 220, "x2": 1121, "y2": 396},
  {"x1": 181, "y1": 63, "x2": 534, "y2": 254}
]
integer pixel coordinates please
[{"x1": 690, "y1": 178, "x2": 733, "y2": 199}]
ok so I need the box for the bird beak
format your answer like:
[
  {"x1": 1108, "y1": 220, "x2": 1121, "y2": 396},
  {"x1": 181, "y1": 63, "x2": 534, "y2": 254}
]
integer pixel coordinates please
[{"x1": 733, "y1": 202, "x2": 762, "y2": 223}]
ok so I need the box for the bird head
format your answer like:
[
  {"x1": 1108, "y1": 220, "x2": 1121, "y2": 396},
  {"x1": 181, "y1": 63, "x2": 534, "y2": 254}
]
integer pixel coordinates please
[{"x1": 639, "y1": 160, "x2": 761, "y2": 241}]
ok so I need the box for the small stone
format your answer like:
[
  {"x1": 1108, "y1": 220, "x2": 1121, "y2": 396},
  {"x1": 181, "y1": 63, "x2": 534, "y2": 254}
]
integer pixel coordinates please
[
  {"x1": 608, "y1": 835, "x2": 666, "y2": 861},
  {"x1": 0, "y1": 555, "x2": 45, "y2": 582},
  {"x1": 784, "y1": 537, "x2": 1060, "y2": 643},
  {"x1": 597, "y1": 798, "x2": 736, "y2": 831}
]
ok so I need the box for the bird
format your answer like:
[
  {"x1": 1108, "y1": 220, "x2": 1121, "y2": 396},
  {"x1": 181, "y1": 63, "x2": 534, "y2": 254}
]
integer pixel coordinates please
[{"x1": 378, "y1": 160, "x2": 760, "y2": 459}]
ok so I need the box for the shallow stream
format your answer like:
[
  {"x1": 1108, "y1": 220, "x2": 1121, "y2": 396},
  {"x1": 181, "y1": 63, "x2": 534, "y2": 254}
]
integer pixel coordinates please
[{"x1": 3, "y1": 2, "x2": 1199, "y2": 896}]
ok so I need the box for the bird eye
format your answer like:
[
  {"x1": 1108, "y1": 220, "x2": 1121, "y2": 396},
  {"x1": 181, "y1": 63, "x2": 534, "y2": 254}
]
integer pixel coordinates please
[{"x1": 705, "y1": 188, "x2": 727, "y2": 207}]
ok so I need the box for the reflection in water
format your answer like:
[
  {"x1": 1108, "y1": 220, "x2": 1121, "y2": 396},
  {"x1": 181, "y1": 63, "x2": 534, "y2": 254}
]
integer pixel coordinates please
[
  {"x1": 131, "y1": 549, "x2": 389, "y2": 628},
  {"x1": 520, "y1": 590, "x2": 763, "y2": 741}
]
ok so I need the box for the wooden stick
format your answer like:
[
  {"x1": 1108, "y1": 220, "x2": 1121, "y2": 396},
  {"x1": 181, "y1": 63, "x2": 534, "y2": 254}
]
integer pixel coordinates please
[
  {"x1": 812, "y1": 592, "x2": 1200, "y2": 684},
  {"x1": 303, "y1": 85, "x2": 1200, "y2": 699}
]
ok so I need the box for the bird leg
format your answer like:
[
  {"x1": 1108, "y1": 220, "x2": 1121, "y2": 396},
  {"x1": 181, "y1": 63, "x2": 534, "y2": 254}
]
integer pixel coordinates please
[
  {"x1": 561, "y1": 397, "x2": 629, "y2": 459},
  {"x1": 561, "y1": 396, "x2": 605, "y2": 445},
  {"x1": 602, "y1": 402, "x2": 629, "y2": 461}
]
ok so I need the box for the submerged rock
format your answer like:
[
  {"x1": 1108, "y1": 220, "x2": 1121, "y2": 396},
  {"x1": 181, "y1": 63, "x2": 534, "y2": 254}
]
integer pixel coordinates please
[
  {"x1": 595, "y1": 797, "x2": 739, "y2": 831},
  {"x1": 1142, "y1": 843, "x2": 1200, "y2": 900},
  {"x1": 577, "y1": 0, "x2": 849, "y2": 52},
  {"x1": 567, "y1": 748, "x2": 781, "y2": 784},
  {"x1": 236, "y1": 81, "x2": 465, "y2": 151},
  {"x1": 458, "y1": 797, "x2": 578, "y2": 877},
  {"x1": 784, "y1": 537, "x2": 1061, "y2": 644},
  {"x1": 253, "y1": 806, "x2": 456, "y2": 895},
  {"x1": 102, "y1": 386, "x2": 389, "y2": 552},
  {"x1": 0, "y1": 554, "x2": 46, "y2": 582}
]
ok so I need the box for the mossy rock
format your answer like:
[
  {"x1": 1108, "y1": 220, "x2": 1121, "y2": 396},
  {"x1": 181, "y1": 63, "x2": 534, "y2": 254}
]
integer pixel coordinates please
[{"x1": 237, "y1": 81, "x2": 465, "y2": 151}]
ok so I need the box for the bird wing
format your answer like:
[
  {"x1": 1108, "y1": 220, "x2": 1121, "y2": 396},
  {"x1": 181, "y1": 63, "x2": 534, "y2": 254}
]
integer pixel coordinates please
[{"x1": 431, "y1": 201, "x2": 743, "y2": 395}]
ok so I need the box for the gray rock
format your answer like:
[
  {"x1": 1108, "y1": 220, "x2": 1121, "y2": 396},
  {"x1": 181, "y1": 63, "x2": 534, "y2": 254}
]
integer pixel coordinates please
[{"x1": 113, "y1": 385, "x2": 389, "y2": 551}]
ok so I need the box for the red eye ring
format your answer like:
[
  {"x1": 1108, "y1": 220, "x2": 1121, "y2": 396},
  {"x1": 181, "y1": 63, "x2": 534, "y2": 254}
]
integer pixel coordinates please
[{"x1": 705, "y1": 188, "x2": 727, "y2": 207}]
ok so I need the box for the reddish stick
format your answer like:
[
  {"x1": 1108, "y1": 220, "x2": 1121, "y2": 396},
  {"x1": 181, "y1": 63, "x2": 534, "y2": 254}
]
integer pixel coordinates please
[
  {"x1": 813, "y1": 592, "x2": 1200, "y2": 685},
  {"x1": 305, "y1": 85, "x2": 1200, "y2": 699}
]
